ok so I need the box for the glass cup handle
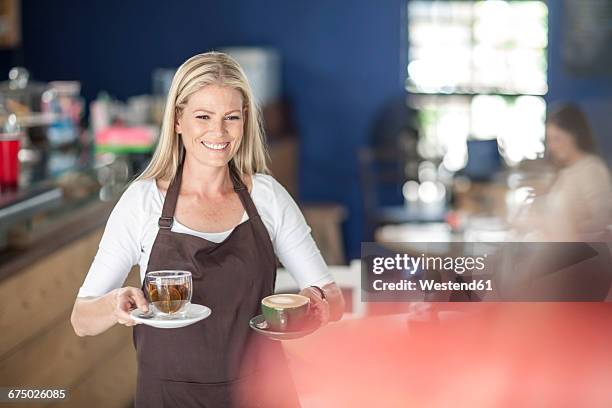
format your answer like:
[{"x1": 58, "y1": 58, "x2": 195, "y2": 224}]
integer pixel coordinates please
[
  {"x1": 143, "y1": 285, "x2": 149, "y2": 302},
  {"x1": 142, "y1": 281, "x2": 153, "y2": 313}
]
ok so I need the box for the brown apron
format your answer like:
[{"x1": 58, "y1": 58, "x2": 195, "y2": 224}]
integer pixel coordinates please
[{"x1": 133, "y1": 162, "x2": 302, "y2": 407}]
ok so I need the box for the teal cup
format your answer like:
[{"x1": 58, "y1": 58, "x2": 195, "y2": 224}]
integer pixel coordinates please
[{"x1": 261, "y1": 294, "x2": 310, "y2": 332}]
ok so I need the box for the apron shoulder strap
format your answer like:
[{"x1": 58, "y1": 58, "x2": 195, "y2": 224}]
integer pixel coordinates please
[{"x1": 158, "y1": 163, "x2": 183, "y2": 229}]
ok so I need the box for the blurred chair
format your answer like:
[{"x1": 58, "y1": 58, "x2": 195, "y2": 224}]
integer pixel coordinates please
[
  {"x1": 360, "y1": 95, "x2": 446, "y2": 239},
  {"x1": 268, "y1": 136, "x2": 298, "y2": 199},
  {"x1": 302, "y1": 204, "x2": 347, "y2": 265},
  {"x1": 358, "y1": 147, "x2": 407, "y2": 237},
  {"x1": 358, "y1": 147, "x2": 446, "y2": 240}
]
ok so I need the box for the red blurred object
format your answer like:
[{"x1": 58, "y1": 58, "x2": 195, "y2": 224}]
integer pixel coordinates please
[
  {"x1": 282, "y1": 303, "x2": 612, "y2": 407},
  {"x1": 445, "y1": 209, "x2": 462, "y2": 231},
  {"x1": 0, "y1": 135, "x2": 20, "y2": 191}
]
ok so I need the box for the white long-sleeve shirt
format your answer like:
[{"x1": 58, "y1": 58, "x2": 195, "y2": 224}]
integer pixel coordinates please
[
  {"x1": 544, "y1": 154, "x2": 612, "y2": 238},
  {"x1": 77, "y1": 174, "x2": 334, "y2": 298}
]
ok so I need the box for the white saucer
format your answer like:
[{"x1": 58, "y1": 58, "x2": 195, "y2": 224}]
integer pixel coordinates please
[{"x1": 130, "y1": 303, "x2": 211, "y2": 329}]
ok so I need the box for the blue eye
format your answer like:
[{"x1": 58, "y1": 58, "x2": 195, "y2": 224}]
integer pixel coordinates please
[
  {"x1": 196, "y1": 115, "x2": 210, "y2": 120},
  {"x1": 226, "y1": 115, "x2": 240, "y2": 121}
]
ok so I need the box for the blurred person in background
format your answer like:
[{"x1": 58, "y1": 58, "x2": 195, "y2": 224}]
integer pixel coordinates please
[{"x1": 534, "y1": 103, "x2": 612, "y2": 240}]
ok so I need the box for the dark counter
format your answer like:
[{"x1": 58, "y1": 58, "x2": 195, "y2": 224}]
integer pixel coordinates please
[
  {"x1": 0, "y1": 198, "x2": 115, "y2": 283},
  {"x1": 0, "y1": 152, "x2": 128, "y2": 283}
]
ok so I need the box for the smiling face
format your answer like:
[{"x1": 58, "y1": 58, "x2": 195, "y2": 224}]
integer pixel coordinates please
[{"x1": 175, "y1": 84, "x2": 245, "y2": 169}]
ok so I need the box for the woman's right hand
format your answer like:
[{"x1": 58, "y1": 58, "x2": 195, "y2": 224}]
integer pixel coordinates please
[{"x1": 112, "y1": 287, "x2": 149, "y2": 327}]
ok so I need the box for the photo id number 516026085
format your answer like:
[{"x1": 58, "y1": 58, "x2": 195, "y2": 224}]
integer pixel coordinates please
[{"x1": 0, "y1": 388, "x2": 69, "y2": 402}]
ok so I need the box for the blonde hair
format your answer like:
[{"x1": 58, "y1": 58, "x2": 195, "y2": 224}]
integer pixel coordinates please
[{"x1": 137, "y1": 51, "x2": 269, "y2": 183}]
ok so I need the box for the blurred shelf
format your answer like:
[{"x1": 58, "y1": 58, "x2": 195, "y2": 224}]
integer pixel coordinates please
[
  {"x1": 0, "y1": 184, "x2": 63, "y2": 224},
  {"x1": 15, "y1": 112, "x2": 60, "y2": 128}
]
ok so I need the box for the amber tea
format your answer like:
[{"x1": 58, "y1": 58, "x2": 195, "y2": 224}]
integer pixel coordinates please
[{"x1": 145, "y1": 271, "x2": 193, "y2": 317}]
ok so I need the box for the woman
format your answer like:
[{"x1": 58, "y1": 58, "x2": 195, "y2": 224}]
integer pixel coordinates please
[
  {"x1": 71, "y1": 52, "x2": 345, "y2": 407},
  {"x1": 538, "y1": 103, "x2": 611, "y2": 239}
]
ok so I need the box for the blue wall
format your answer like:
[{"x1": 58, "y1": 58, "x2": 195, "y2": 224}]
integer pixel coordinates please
[
  {"x1": 6, "y1": 0, "x2": 406, "y2": 260},
  {"x1": 546, "y1": 0, "x2": 612, "y2": 164}
]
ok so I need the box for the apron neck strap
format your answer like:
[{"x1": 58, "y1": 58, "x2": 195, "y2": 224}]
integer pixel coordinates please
[
  {"x1": 158, "y1": 162, "x2": 184, "y2": 229},
  {"x1": 158, "y1": 162, "x2": 258, "y2": 229}
]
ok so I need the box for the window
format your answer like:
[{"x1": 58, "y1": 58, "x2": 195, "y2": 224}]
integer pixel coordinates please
[{"x1": 407, "y1": 0, "x2": 548, "y2": 168}]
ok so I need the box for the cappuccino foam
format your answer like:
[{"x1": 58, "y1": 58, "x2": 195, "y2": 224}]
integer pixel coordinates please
[{"x1": 262, "y1": 294, "x2": 308, "y2": 308}]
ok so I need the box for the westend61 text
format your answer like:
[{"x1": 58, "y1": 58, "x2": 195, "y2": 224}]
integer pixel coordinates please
[{"x1": 372, "y1": 279, "x2": 493, "y2": 291}]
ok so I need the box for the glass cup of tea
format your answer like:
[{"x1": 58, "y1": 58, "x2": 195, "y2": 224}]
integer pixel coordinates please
[{"x1": 145, "y1": 270, "x2": 193, "y2": 319}]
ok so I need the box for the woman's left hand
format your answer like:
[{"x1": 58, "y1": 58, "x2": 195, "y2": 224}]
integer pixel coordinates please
[{"x1": 299, "y1": 286, "x2": 330, "y2": 327}]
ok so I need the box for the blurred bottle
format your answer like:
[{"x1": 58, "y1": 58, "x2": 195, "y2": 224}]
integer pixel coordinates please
[
  {"x1": 0, "y1": 95, "x2": 23, "y2": 192},
  {"x1": 90, "y1": 92, "x2": 111, "y2": 136},
  {"x1": 45, "y1": 81, "x2": 82, "y2": 147}
]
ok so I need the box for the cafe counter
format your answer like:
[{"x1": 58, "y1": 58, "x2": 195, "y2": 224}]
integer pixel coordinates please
[{"x1": 0, "y1": 155, "x2": 139, "y2": 408}]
